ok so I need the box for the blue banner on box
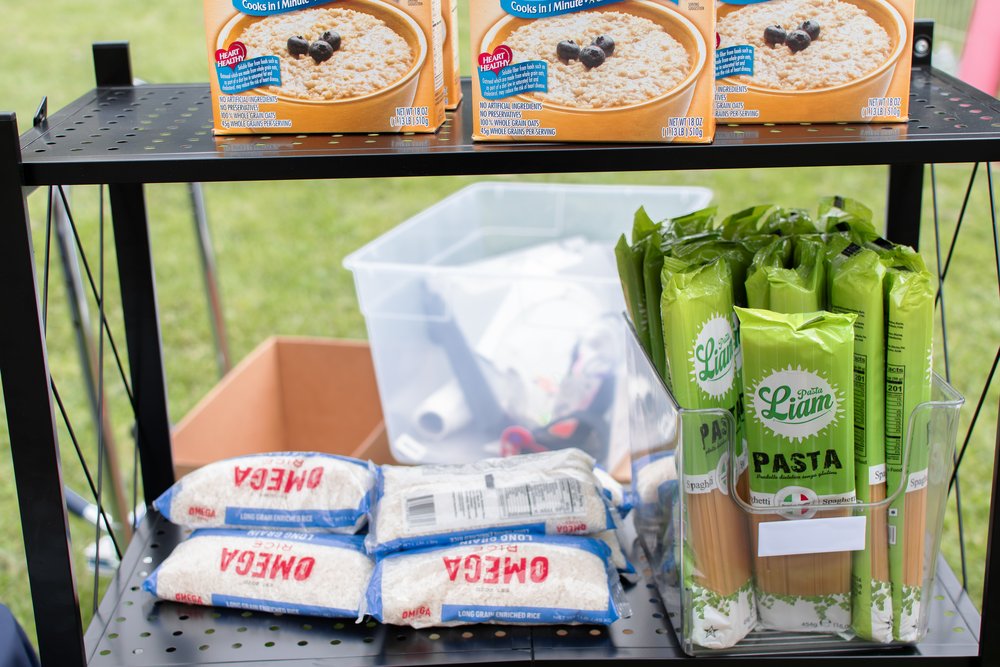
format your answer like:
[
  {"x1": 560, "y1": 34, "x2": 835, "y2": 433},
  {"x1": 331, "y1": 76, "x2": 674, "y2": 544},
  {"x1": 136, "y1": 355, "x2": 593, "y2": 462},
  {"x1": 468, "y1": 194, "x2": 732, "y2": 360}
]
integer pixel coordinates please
[
  {"x1": 716, "y1": 45, "x2": 755, "y2": 79},
  {"x1": 479, "y1": 62, "x2": 548, "y2": 100},
  {"x1": 233, "y1": 0, "x2": 334, "y2": 16},
  {"x1": 500, "y1": 0, "x2": 629, "y2": 19},
  {"x1": 217, "y1": 56, "x2": 282, "y2": 94}
]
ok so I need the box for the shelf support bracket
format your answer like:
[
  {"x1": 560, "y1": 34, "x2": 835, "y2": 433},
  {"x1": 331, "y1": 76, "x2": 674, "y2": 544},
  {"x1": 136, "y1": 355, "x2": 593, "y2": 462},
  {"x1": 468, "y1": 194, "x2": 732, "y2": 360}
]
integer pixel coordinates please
[
  {"x1": 93, "y1": 42, "x2": 133, "y2": 88},
  {"x1": 0, "y1": 113, "x2": 87, "y2": 667}
]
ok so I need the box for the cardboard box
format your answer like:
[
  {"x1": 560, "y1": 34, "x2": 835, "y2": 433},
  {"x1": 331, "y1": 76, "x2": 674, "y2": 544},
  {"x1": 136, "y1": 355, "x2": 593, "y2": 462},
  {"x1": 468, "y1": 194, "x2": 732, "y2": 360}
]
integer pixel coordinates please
[
  {"x1": 203, "y1": 0, "x2": 446, "y2": 134},
  {"x1": 171, "y1": 337, "x2": 391, "y2": 479},
  {"x1": 442, "y1": 0, "x2": 463, "y2": 110},
  {"x1": 470, "y1": 0, "x2": 715, "y2": 143},
  {"x1": 715, "y1": 0, "x2": 914, "y2": 123}
]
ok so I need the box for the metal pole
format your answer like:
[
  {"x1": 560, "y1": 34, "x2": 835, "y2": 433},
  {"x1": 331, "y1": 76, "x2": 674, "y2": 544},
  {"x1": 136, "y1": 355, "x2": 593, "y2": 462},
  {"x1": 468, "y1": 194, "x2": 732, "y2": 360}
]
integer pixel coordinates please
[
  {"x1": 188, "y1": 182, "x2": 232, "y2": 377},
  {"x1": 886, "y1": 163, "x2": 925, "y2": 249},
  {"x1": 0, "y1": 112, "x2": 87, "y2": 667}
]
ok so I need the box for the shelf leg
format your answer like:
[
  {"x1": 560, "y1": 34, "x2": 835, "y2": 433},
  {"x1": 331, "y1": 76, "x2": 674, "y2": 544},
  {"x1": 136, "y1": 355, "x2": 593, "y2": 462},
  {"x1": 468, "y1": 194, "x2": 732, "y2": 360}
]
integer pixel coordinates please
[
  {"x1": 886, "y1": 163, "x2": 924, "y2": 249},
  {"x1": 986, "y1": 403, "x2": 1000, "y2": 664},
  {"x1": 108, "y1": 184, "x2": 175, "y2": 501},
  {"x1": 0, "y1": 114, "x2": 87, "y2": 666}
]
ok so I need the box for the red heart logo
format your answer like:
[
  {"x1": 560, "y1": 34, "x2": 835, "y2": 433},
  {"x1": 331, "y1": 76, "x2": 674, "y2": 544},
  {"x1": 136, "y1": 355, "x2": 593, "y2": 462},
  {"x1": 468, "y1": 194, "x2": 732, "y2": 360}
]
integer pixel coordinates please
[
  {"x1": 292, "y1": 458, "x2": 304, "y2": 468},
  {"x1": 216, "y1": 41, "x2": 247, "y2": 68},
  {"x1": 478, "y1": 45, "x2": 513, "y2": 74}
]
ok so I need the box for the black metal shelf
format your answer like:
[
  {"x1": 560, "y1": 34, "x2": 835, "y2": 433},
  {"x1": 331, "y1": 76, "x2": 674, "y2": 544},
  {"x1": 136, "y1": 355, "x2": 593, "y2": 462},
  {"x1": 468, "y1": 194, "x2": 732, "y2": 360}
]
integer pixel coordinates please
[
  {"x1": 82, "y1": 512, "x2": 979, "y2": 667},
  {"x1": 16, "y1": 67, "x2": 1000, "y2": 186},
  {"x1": 3, "y1": 40, "x2": 998, "y2": 667}
]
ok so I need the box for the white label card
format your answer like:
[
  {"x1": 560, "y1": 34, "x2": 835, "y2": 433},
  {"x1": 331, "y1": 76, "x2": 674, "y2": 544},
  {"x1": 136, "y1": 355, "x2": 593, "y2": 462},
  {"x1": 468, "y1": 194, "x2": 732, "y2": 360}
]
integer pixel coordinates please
[{"x1": 757, "y1": 516, "x2": 867, "y2": 557}]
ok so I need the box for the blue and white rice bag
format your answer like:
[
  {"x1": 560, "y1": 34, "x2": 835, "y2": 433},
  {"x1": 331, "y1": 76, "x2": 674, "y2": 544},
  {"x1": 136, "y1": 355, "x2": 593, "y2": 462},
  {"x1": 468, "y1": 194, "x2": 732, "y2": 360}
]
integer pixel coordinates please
[
  {"x1": 153, "y1": 452, "x2": 373, "y2": 532},
  {"x1": 593, "y1": 466, "x2": 635, "y2": 518},
  {"x1": 143, "y1": 529, "x2": 372, "y2": 618},
  {"x1": 362, "y1": 533, "x2": 631, "y2": 627},
  {"x1": 367, "y1": 448, "x2": 616, "y2": 556}
]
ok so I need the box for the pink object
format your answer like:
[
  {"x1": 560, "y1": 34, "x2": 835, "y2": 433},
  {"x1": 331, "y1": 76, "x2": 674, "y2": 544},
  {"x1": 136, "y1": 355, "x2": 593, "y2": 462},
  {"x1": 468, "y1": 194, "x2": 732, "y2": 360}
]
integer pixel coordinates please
[{"x1": 959, "y1": 0, "x2": 1000, "y2": 95}]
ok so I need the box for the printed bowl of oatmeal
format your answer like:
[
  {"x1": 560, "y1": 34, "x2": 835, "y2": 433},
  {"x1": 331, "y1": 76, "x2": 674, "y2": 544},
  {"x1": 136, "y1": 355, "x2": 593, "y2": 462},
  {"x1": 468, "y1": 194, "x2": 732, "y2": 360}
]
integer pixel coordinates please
[
  {"x1": 480, "y1": 1, "x2": 707, "y2": 136},
  {"x1": 216, "y1": 0, "x2": 426, "y2": 117},
  {"x1": 716, "y1": 0, "x2": 907, "y2": 119}
]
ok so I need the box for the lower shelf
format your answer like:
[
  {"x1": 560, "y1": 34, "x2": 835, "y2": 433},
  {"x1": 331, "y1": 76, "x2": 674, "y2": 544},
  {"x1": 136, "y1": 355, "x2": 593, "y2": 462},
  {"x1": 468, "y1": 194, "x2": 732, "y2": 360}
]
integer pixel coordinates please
[{"x1": 83, "y1": 512, "x2": 981, "y2": 666}]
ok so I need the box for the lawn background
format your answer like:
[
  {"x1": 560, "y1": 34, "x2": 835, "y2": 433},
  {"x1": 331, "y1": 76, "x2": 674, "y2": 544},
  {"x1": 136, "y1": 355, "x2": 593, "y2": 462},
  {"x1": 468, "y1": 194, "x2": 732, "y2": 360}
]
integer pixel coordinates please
[{"x1": 1, "y1": 0, "x2": 996, "y2": 650}]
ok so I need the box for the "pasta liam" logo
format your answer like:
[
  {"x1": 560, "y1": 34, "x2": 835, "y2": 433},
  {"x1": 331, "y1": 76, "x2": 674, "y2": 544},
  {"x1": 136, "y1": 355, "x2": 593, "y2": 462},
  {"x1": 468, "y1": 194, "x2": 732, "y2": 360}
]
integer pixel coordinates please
[
  {"x1": 690, "y1": 314, "x2": 737, "y2": 398},
  {"x1": 750, "y1": 366, "x2": 843, "y2": 441}
]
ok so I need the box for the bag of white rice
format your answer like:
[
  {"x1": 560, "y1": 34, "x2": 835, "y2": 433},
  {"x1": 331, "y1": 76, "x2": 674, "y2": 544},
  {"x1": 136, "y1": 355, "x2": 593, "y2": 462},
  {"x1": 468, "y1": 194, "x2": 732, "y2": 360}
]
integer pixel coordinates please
[
  {"x1": 143, "y1": 529, "x2": 372, "y2": 617},
  {"x1": 362, "y1": 533, "x2": 630, "y2": 627},
  {"x1": 595, "y1": 529, "x2": 639, "y2": 583},
  {"x1": 153, "y1": 452, "x2": 373, "y2": 532},
  {"x1": 367, "y1": 448, "x2": 615, "y2": 556},
  {"x1": 593, "y1": 467, "x2": 635, "y2": 518}
]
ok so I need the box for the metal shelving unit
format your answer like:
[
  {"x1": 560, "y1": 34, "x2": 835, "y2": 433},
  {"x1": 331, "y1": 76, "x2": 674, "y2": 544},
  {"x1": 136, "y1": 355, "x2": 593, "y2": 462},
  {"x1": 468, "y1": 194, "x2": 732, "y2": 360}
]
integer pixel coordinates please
[{"x1": 0, "y1": 35, "x2": 997, "y2": 667}]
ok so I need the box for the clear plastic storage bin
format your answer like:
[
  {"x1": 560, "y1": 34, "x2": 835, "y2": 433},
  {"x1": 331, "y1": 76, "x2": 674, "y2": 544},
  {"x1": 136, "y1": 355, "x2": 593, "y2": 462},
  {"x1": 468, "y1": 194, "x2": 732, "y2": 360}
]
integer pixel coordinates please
[
  {"x1": 624, "y1": 317, "x2": 965, "y2": 656},
  {"x1": 344, "y1": 182, "x2": 713, "y2": 471}
]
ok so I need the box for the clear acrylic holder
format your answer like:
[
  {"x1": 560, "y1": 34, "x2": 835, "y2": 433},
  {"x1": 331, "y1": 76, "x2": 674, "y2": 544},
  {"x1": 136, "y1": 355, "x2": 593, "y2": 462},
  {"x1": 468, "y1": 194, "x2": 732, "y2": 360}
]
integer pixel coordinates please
[{"x1": 624, "y1": 316, "x2": 964, "y2": 656}]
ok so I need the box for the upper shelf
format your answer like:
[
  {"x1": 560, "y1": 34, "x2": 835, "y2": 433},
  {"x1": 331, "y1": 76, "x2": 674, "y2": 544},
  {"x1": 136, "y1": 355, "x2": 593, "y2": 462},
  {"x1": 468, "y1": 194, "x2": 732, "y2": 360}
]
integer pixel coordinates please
[{"x1": 15, "y1": 67, "x2": 1000, "y2": 186}]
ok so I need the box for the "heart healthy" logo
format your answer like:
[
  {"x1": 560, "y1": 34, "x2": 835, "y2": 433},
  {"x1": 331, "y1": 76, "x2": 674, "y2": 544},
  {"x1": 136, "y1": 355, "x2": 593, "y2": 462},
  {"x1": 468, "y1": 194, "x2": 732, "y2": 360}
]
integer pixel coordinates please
[
  {"x1": 751, "y1": 366, "x2": 843, "y2": 441},
  {"x1": 690, "y1": 314, "x2": 737, "y2": 398}
]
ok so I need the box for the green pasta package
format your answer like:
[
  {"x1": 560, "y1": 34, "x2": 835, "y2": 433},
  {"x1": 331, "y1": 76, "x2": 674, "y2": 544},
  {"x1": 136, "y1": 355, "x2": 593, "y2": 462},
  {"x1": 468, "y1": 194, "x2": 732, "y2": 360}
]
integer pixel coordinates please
[
  {"x1": 745, "y1": 236, "x2": 826, "y2": 314},
  {"x1": 882, "y1": 254, "x2": 934, "y2": 642},
  {"x1": 643, "y1": 229, "x2": 667, "y2": 381},
  {"x1": 735, "y1": 307, "x2": 856, "y2": 633},
  {"x1": 660, "y1": 257, "x2": 755, "y2": 649},
  {"x1": 615, "y1": 208, "x2": 661, "y2": 355},
  {"x1": 829, "y1": 243, "x2": 892, "y2": 642}
]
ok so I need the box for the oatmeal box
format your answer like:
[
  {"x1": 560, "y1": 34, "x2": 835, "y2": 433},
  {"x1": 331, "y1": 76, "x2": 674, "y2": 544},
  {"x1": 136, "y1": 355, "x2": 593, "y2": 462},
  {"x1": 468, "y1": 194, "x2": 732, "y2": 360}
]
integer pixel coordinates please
[
  {"x1": 470, "y1": 0, "x2": 715, "y2": 143},
  {"x1": 204, "y1": 0, "x2": 447, "y2": 134},
  {"x1": 715, "y1": 0, "x2": 915, "y2": 123}
]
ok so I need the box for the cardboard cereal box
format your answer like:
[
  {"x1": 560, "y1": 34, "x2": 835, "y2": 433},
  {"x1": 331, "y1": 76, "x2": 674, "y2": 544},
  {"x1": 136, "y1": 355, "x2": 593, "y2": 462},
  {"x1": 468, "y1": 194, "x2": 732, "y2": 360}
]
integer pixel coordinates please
[
  {"x1": 204, "y1": 0, "x2": 446, "y2": 134},
  {"x1": 715, "y1": 0, "x2": 914, "y2": 123},
  {"x1": 442, "y1": 0, "x2": 463, "y2": 110},
  {"x1": 470, "y1": 0, "x2": 715, "y2": 143}
]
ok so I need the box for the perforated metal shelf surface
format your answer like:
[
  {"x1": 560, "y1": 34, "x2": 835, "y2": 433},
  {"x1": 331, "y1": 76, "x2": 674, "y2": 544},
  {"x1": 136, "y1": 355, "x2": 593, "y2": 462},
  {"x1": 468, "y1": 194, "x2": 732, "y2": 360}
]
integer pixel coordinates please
[
  {"x1": 17, "y1": 67, "x2": 1000, "y2": 186},
  {"x1": 83, "y1": 512, "x2": 980, "y2": 666}
]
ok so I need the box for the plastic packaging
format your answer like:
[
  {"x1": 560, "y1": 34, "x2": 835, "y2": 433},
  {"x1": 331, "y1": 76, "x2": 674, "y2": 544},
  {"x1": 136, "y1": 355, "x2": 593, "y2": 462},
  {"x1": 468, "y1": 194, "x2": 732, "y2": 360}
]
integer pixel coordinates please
[
  {"x1": 362, "y1": 534, "x2": 630, "y2": 627},
  {"x1": 882, "y1": 251, "x2": 935, "y2": 641},
  {"x1": 366, "y1": 448, "x2": 615, "y2": 556},
  {"x1": 625, "y1": 317, "x2": 964, "y2": 654},
  {"x1": 736, "y1": 307, "x2": 857, "y2": 633},
  {"x1": 660, "y1": 257, "x2": 756, "y2": 648},
  {"x1": 143, "y1": 529, "x2": 372, "y2": 618},
  {"x1": 153, "y1": 452, "x2": 373, "y2": 532},
  {"x1": 829, "y1": 242, "x2": 892, "y2": 642}
]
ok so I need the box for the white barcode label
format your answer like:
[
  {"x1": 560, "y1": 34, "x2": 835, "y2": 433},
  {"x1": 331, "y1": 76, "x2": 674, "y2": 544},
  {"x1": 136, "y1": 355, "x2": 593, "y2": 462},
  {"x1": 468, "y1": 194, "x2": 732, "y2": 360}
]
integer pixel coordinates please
[
  {"x1": 888, "y1": 524, "x2": 897, "y2": 546},
  {"x1": 401, "y1": 478, "x2": 586, "y2": 533}
]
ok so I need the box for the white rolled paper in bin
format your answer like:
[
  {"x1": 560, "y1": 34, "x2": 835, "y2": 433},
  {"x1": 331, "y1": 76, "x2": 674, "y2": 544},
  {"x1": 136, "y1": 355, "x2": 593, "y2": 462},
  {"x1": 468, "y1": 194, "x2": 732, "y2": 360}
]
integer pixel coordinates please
[{"x1": 414, "y1": 379, "x2": 473, "y2": 441}]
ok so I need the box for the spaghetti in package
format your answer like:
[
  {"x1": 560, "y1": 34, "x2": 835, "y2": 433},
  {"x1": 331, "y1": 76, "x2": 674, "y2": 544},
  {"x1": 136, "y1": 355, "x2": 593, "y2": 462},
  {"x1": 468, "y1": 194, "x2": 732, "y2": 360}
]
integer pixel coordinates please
[
  {"x1": 615, "y1": 208, "x2": 662, "y2": 357},
  {"x1": 882, "y1": 252, "x2": 934, "y2": 642},
  {"x1": 735, "y1": 307, "x2": 856, "y2": 633},
  {"x1": 829, "y1": 242, "x2": 892, "y2": 642},
  {"x1": 819, "y1": 196, "x2": 880, "y2": 245},
  {"x1": 643, "y1": 227, "x2": 668, "y2": 379},
  {"x1": 366, "y1": 448, "x2": 616, "y2": 556},
  {"x1": 153, "y1": 452, "x2": 373, "y2": 532},
  {"x1": 745, "y1": 236, "x2": 826, "y2": 313},
  {"x1": 660, "y1": 256, "x2": 756, "y2": 649},
  {"x1": 143, "y1": 530, "x2": 372, "y2": 618},
  {"x1": 362, "y1": 534, "x2": 630, "y2": 627}
]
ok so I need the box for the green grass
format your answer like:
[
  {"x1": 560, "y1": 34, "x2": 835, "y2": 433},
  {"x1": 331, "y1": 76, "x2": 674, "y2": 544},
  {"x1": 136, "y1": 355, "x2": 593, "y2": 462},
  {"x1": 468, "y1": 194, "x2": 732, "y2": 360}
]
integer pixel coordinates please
[{"x1": 1, "y1": 0, "x2": 996, "y2": 654}]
